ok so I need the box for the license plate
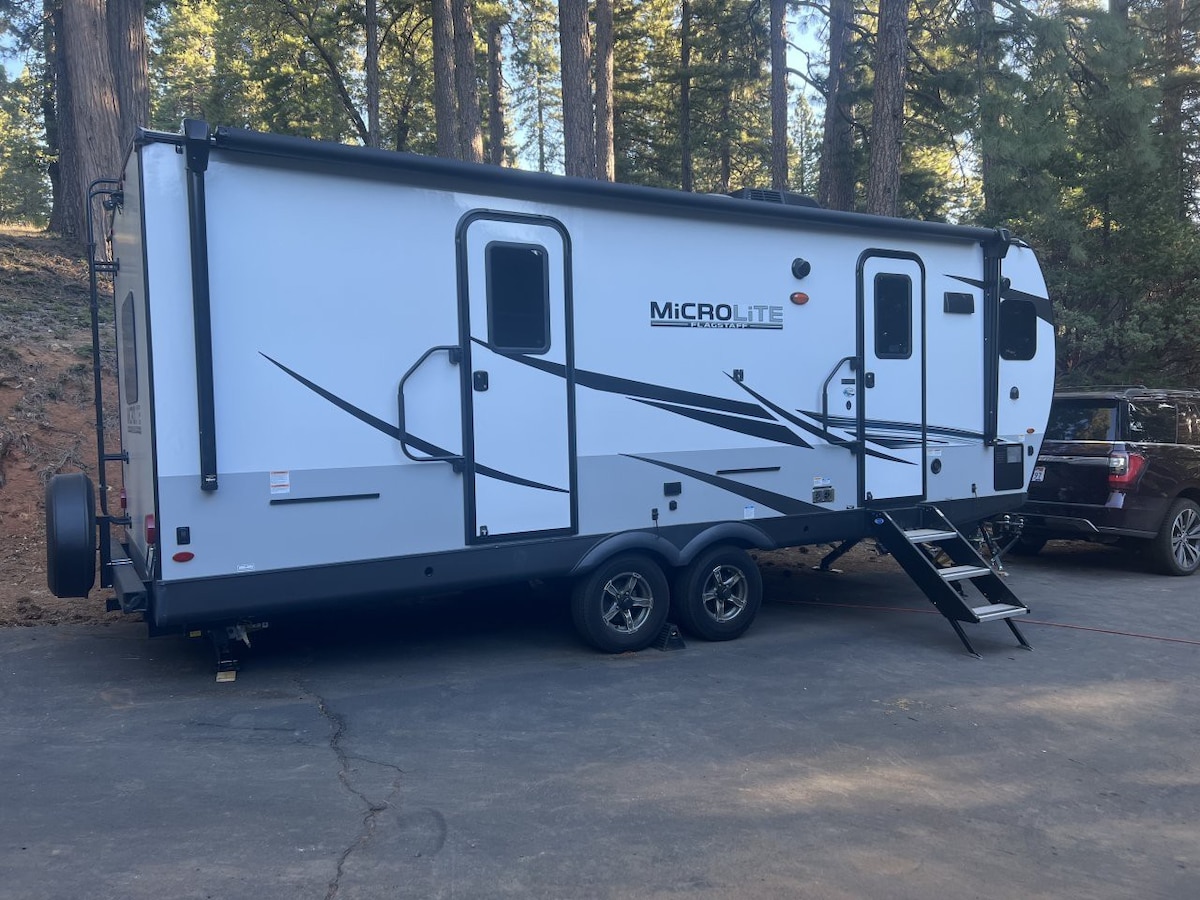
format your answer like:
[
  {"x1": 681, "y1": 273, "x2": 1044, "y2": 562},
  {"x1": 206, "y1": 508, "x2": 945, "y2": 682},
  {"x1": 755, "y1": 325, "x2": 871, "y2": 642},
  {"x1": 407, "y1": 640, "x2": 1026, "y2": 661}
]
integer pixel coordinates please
[{"x1": 1031, "y1": 466, "x2": 1045, "y2": 483}]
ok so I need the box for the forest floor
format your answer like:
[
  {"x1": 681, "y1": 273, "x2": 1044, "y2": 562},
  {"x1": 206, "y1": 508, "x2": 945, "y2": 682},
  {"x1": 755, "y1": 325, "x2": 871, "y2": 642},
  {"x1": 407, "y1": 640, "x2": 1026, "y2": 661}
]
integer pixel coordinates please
[
  {"x1": 0, "y1": 224, "x2": 895, "y2": 629},
  {"x1": 0, "y1": 225, "x2": 126, "y2": 625}
]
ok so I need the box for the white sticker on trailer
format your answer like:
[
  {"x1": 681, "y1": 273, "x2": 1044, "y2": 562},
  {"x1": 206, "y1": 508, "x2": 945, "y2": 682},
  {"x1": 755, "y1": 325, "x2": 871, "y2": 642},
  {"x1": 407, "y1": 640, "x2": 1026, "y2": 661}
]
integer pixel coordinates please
[
  {"x1": 269, "y1": 470, "x2": 290, "y2": 495},
  {"x1": 744, "y1": 505, "x2": 756, "y2": 519}
]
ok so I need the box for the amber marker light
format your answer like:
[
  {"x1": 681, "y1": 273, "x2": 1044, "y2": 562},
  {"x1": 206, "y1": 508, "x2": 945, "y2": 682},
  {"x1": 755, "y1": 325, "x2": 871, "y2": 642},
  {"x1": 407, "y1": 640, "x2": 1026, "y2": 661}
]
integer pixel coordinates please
[{"x1": 790, "y1": 292, "x2": 810, "y2": 305}]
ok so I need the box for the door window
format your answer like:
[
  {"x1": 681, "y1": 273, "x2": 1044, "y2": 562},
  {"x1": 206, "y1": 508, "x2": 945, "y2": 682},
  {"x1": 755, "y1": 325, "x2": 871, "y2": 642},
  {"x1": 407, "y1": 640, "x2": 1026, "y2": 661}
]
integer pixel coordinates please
[
  {"x1": 486, "y1": 242, "x2": 550, "y2": 354},
  {"x1": 874, "y1": 273, "x2": 912, "y2": 359},
  {"x1": 999, "y1": 297, "x2": 1037, "y2": 360}
]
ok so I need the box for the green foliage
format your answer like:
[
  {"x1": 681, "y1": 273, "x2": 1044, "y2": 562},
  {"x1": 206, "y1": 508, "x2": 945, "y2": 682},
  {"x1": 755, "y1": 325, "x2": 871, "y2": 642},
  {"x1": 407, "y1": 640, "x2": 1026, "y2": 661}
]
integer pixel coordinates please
[{"x1": 0, "y1": 66, "x2": 50, "y2": 226}]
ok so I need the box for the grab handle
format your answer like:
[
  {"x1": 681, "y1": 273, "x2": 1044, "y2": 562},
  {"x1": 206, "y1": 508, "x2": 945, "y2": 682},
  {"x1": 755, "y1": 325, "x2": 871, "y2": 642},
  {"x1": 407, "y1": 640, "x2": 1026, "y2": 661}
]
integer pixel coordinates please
[{"x1": 397, "y1": 345, "x2": 464, "y2": 471}]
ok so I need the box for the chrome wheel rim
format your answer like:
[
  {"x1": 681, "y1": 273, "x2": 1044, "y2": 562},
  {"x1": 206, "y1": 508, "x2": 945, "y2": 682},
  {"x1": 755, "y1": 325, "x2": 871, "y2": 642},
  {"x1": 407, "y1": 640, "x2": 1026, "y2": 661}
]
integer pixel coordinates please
[
  {"x1": 1170, "y1": 507, "x2": 1200, "y2": 572},
  {"x1": 701, "y1": 565, "x2": 749, "y2": 622},
  {"x1": 601, "y1": 572, "x2": 655, "y2": 634}
]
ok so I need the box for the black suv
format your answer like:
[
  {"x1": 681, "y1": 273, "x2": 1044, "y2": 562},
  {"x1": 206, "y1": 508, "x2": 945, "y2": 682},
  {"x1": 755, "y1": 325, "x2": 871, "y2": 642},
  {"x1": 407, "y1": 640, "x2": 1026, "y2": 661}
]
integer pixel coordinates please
[{"x1": 1012, "y1": 388, "x2": 1200, "y2": 575}]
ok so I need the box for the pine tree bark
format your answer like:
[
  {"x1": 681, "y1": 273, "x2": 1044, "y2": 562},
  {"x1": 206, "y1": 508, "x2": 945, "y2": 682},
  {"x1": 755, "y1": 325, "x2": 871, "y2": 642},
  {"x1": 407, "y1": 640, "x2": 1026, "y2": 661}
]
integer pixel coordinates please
[
  {"x1": 486, "y1": 17, "x2": 506, "y2": 165},
  {"x1": 452, "y1": 0, "x2": 484, "y2": 162},
  {"x1": 594, "y1": 0, "x2": 615, "y2": 182},
  {"x1": 973, "y1": 0, "x2": 1000, "y2": 220},
  {"x1": 818, "y1": 0, "x2": 854, "y2": 210},
  {"x1": 365, "y1": 0, "x2": 380, "y2": 147},
  {"x1": 105, "y1": 0, "x2": 148, "y2": 150},
  {"x1": 866, "y1": 0, "x2": 910, "y2": 216},
  {"x1": 770, "y1": 0, "x2": 788, "y2": 191},
  {"x1": 680, "y1": 0, "x2": 693, "y2": 192},
  {"x1": 432, "y1": 0, "x2": 460, "y2": 158},
  {"x1": 559, "y1": 0, "x2": 595, "y2": 177},
  {"x1": 44, "y1": 1, "x2": 66, "y2": 234},
  {"x1": 1160, "y1": 0, "x2": 1187, "y2": 220},
  {"x1": 59, "y1": 0, "x2": 122, "y2": 242}
]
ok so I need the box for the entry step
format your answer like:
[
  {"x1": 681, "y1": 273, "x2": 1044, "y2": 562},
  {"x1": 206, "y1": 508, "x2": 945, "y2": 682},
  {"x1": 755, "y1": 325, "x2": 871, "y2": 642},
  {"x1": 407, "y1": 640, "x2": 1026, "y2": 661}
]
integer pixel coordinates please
[
  {"x1": 971, "y1": 603, "x2": 1028, "y2": 621},
  {"x1": 939, "y1": 564, "x2": 992, "y2": 582},
  {"x1": 904, "y1": 528, "x2": 959, "y2": 543}
]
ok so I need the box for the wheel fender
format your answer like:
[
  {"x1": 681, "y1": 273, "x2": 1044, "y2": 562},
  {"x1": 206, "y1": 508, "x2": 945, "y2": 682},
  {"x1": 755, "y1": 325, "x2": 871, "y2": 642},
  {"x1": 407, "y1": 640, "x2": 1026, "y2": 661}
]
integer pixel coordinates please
[
  {"x1": 677, "y1": 523, "x2": 776, "y2": 567},
  {"x1": 568, "y1": 533, "x2": 684, "y2": 576}
]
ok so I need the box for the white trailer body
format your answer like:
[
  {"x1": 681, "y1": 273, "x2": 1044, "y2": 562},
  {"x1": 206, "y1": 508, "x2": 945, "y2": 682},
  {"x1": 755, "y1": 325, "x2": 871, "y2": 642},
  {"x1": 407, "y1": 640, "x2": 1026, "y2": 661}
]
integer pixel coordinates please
[{"x1": 48, "y1": 122, "x2": 1054, "y2": 656}]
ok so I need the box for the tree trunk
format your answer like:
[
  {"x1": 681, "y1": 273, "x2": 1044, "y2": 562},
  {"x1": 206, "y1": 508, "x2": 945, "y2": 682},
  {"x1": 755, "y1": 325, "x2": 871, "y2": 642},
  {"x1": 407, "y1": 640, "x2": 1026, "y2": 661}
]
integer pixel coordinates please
[
  {"x1": 769, "y1": 0, "x2": 788, "y2": 191},
  {"x1": 818, "y1": 0, "x2": 854, "y2": 210},
  {"x1": 866, "y1": 0, "x2": 909, "y2": 216},
  {"x1": 44, "y1": 1, "x2": 65, "y2": 234},
  {"x1": 432, "y1": 0, "x2": 459, "y2": 158},
  {"x1": 452, "y1": 0, "x2": 484, "y2": 163},
  {"x1": 105, "y1": 0, "x2": 148, "y2": 150},
  {"x1": 559, "y1": 0, "x2": 595, "y2": 178},
  {"x1": 59, "y1": 0, "x2": 122, "y2": 242},
  {"x1": 366, "y1": 0, "x2": 380, "y2": 147},
  {"x1": 718, "y1": 42, "x2": 732, "y2": 193},
  {"x1": 680, "y1": 0, "x2": 693, "y2": 192},
  {"x1": 973, "y1": 0, "x2": 1000, "y2": 220},
  {"x1": 1159, "y1": 0, "x2": 1187, "y2": 220},
  {"x1": 594, "y1": 0, "x2": 615, "y2": 182},
  {"x1": 486, "y1": 17, "x2": 506, "y2": 165}
]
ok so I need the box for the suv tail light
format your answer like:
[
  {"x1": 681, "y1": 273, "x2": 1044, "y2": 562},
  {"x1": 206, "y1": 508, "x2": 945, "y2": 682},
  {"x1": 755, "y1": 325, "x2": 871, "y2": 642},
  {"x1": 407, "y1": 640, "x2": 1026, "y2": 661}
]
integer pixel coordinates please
[{"x1": 1108, "y1": 448, "x2": 1147, "y2": 489}]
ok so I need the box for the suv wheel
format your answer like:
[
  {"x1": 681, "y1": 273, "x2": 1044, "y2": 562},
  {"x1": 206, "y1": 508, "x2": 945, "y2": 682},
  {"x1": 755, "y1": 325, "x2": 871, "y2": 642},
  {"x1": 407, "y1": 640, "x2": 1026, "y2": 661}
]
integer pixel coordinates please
[{"x1": 1149, "y1": 498, "x2": 1200, "y2": 576}]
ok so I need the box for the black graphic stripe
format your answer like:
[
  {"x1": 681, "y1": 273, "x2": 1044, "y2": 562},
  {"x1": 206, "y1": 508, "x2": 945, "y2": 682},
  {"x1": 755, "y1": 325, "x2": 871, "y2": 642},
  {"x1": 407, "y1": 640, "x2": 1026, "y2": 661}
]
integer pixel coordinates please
[
  {"x1": 261, "y1": 353, "x2": 567, "y2": 494},
  {"x1": 948, "y1": 274, "x2": 1053, "y2": 323},
  {"x1": 632, "y1": 399, "x2": 812, "y2": 448},
  {"x1": 477, "y1": 339, "x2": 772, "y2": 420},
  {"x1": 625, "y1": 454, "x2": 819, "y2": 516},
  {"x1": 802, "y1": 410, "x2": 985, "y2": 443}
]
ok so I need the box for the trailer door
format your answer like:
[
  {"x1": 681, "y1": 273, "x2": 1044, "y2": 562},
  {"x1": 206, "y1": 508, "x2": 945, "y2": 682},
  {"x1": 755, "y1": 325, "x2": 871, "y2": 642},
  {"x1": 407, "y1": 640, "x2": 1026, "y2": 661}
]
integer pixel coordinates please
[
  {"x1": 858, "y1": 253, "x2": 926, "y2": 504},
  {"x1": 459, "y1": 214, "x2": 575, "y2": 542}
]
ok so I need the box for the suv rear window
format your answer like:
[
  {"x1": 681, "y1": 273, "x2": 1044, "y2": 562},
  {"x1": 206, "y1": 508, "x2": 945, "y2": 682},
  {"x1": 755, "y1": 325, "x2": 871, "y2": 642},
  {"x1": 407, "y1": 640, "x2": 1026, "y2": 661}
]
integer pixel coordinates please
[
  {"x1": 1128, "y1": 400, "x2": 1177, "y2": 444},
  {"x1": 1045, "y1": 402, "x2": 1117, "y2": 441}
]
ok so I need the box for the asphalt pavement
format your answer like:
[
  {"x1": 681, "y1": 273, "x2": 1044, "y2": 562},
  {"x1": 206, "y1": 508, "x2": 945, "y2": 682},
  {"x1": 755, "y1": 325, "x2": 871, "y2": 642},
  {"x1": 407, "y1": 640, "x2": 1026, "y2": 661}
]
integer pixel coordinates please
[{"x1": 2, "y1": 542, "x2": 1198, "y2": 899}]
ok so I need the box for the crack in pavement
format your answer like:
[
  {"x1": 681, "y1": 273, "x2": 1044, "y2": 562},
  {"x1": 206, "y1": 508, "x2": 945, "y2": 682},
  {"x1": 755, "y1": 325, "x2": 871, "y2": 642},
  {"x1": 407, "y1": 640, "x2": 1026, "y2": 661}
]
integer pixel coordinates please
[{"x1": 297, "y1": 682, "x2": 406, "y2": 900}]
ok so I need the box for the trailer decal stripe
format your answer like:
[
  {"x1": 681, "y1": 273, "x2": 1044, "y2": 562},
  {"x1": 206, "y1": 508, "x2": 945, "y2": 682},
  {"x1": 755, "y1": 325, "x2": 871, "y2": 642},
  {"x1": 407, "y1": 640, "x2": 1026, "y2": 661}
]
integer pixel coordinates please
[
  {"x1": 802, "y1": 411, "x2": 985, "y2": 443},
  {"x1": 261, "y1": 353, "x2": 569, "y2": 494},
  {"x1": 631, "y1": 399, "x2": 812, "y2": 448},
  {"x1": 948, "y1": 275, "x2": 1053, "y2": 324},
  {"x1": 478, "y1": 342, "x2": 773, "y2": 420},
  {"x1": 624, "y1": 455, "x2": 819, "y2": 516}
]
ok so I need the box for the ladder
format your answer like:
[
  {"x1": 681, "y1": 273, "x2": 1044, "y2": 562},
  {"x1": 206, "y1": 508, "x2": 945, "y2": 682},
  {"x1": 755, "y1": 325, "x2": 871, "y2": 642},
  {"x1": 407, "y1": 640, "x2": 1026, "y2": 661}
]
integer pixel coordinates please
[{"x1": 870, "y1": 506, "x2": 1032, "y2": 657}]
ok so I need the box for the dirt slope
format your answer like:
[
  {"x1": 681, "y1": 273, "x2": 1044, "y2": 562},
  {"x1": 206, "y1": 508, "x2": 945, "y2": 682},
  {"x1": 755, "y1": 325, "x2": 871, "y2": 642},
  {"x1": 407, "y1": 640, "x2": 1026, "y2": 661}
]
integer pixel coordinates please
[{"x1": 0, "y1": 225, "x2": 125, "y2": 625}]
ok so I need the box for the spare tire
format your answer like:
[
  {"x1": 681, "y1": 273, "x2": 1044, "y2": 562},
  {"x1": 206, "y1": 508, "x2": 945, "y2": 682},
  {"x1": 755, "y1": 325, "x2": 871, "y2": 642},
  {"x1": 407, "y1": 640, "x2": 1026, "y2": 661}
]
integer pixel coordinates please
[{"x1": 45, "y1": 472, "x2": 97, "y2": 598}]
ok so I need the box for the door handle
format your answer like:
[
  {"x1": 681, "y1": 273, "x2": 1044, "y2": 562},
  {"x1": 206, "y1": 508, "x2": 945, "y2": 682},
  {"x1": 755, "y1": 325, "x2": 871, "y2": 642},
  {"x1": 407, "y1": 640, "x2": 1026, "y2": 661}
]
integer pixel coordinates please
[{"x1": 865, "y1": 372, "x2": 876, "y2": 389}]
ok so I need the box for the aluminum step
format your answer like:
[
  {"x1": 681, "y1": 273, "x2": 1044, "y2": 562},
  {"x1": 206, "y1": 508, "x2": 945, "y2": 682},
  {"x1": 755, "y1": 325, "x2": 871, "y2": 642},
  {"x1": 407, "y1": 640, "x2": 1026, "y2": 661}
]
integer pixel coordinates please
[
  {"x1": 971, "y1": 603, "x2": 1028, "y2": 622},
  {"x1": 938, "y1": 564, "x2": 992, "y2": 582},
  {"x1": 904, "y1": 528, "x2": 959, "y2": 543}
]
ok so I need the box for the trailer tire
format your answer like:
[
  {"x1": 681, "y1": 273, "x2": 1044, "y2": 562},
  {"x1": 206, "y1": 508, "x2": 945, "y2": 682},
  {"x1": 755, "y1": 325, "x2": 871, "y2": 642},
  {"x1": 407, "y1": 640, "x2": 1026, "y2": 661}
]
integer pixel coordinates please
[
  {"x1": 571, "y1": 553, "x2": 670, "y2": 653},
  {"x1": 671, "y1": 545, "x2": 762, "y2": 641},
  {"x1": 45, "y1": 471, "x2": 97, "y2": 598},
  {"x1": 1148, "y1": 498, "x2": 1200, "y2": 576}
]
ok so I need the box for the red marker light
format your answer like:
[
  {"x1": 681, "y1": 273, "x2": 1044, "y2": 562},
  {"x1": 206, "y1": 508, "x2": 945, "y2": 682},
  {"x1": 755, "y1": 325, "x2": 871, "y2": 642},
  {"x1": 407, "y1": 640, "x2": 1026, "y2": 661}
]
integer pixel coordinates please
[
  {"x1": 790, "y1": 292, "x2": 809, "y2": 305},
  {"x1": 145, "y1": 514, "x2": 157, "y2": 545},
  {"x1": 172, "y1": 551, "x2": 195, "y2": 563}
]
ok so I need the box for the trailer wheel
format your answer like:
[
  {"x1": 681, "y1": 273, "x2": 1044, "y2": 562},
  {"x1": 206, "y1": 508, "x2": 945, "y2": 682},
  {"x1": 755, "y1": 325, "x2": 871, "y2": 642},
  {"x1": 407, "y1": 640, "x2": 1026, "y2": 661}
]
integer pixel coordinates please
[
  {"x1": 571, "y1": 554, "x2": 670, "y2": 652},
  {"x1": 671, "y1": 545, "x2": 762, "y2": 641},
  {"x1": 45, "y1": 472, "x2": 97, "y2": 598}
]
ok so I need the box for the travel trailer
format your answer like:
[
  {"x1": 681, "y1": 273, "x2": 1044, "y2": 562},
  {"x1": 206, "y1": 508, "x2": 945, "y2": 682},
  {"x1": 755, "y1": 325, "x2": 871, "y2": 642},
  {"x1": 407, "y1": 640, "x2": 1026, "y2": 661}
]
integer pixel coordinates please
[{"x1": 46, "y1": 121, "x2": 1055, "y2": 668}]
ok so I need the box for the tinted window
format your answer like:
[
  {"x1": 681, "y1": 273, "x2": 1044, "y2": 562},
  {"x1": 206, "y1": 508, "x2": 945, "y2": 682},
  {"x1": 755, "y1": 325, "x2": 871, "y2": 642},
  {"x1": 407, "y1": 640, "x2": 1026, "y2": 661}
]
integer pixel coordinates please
[
  {"x1": 120, "y1": 291, "x2": 138, "y2": 405},
  {"x1": 1045, "y1": 402, "x2": 1117, "y2": 441},
  {"x1": 1129, "y1": 400, "x2": 1177, "y2": 443},
  {"x1": 487, "y1": 243, "x2": 549, "y2": 354},
  {"x1": 874, "y1": 273, "x2": 911, "y2": 359},
  {"x1": 999, "y1": 298, "x2": 1037, "y2": 360},
  {"x1": 1179, "y1": 402, "x2": 1200, "y2": 445}
]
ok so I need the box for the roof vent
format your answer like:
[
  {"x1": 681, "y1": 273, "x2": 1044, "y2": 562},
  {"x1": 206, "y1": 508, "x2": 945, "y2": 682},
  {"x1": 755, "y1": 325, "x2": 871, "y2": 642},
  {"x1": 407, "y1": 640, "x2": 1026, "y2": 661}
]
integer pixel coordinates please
[{"x1": 728, "y1": 188, "x2": 821, "y2": 208}]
